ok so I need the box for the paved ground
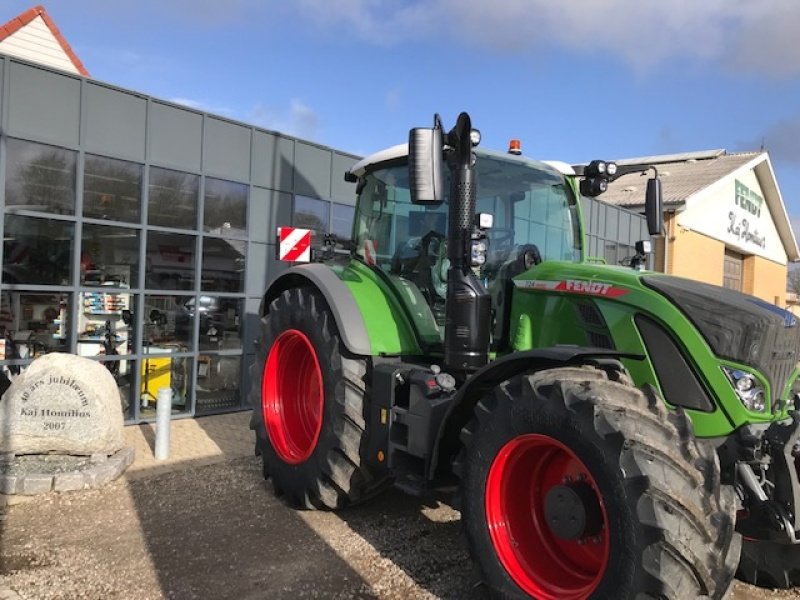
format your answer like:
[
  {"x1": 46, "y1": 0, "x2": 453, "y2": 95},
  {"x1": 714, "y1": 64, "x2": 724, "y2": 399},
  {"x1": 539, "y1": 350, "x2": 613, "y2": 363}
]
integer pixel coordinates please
[{"x1": 0, "y1": 411, "x2": 798, "y2": 599}]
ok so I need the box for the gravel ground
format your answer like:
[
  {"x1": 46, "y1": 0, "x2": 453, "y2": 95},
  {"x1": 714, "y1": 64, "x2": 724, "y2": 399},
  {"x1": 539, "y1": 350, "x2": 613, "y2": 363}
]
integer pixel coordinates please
[{"x1": 0, "y1": 456, "x2": 798, "y2": 599}]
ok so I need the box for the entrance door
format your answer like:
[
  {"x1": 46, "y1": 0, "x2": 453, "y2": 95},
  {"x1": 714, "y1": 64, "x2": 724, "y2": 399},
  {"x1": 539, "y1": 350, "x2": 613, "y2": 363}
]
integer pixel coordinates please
[{"x1": 723, "y1": 249, "x2": 743, "y2": 291}]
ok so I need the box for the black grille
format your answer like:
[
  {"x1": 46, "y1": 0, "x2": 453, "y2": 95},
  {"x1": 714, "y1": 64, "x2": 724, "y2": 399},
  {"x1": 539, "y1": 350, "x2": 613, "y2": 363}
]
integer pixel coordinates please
[
  {"x1": 577, "y1": 302, "x2": 604, "y2": 327},
  {"x1": 589, "y1": 332, "x2": 613, "y2": 349},
  {"x1": 643, "y1": 275, "x2": 800, "y2": 403}
]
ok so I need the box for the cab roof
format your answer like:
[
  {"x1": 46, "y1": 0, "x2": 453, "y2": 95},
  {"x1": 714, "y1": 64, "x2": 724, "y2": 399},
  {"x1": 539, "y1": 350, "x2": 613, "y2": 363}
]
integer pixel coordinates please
[{"x1": 347, "y1": 143, "x2": 572, "y2": 179}]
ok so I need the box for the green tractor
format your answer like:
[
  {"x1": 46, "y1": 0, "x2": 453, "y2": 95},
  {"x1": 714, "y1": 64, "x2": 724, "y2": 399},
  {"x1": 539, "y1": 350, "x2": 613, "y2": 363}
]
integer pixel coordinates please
[{"x1": 250, "y1": 112, "x2": 800, "y2": 599}]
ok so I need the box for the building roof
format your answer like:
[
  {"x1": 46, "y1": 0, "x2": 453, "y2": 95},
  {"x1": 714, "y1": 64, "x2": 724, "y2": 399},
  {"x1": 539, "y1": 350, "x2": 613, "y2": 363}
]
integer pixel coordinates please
[
  {"x1": 0, "y1": 5, "x2": 88, "y2": 76},
  {"x1": 600, "y1": 149, "x2": 758, "y2": 208},
  {"x1": 598, "y1": 149, "x2": 800, "y2": 262}
]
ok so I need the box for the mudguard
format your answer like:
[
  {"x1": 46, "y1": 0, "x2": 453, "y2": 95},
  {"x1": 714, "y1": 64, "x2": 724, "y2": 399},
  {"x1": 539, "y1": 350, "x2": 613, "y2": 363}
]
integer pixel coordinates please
[{"x1": 262, "y1": 264, "x2": 372, "y2": 355}]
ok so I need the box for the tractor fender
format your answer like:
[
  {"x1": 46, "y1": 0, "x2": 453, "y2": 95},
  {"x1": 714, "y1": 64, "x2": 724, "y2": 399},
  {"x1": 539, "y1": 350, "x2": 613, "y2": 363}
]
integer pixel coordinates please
[
  {"x1": 431, "y1": 346, "x2": 644, "y2": 476},
  {"x1": 261, "y1": 264, "x2": 372, "y2": 356}
]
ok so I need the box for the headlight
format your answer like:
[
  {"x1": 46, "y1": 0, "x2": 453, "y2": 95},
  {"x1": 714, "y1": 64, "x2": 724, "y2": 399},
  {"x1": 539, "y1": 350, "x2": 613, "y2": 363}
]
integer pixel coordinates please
[
  {"x1": 606, "y1": 162, "x2": 618, "y2": 176},
  {"x1": 722, "y1": 366, "x2": 767, "y2": 412}
]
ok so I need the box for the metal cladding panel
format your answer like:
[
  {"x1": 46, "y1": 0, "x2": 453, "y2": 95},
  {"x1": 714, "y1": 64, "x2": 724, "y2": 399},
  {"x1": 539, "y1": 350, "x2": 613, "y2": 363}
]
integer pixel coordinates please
[
  {"x1": 251, "y1": 130, "x2": 294, "y2": 192},
  {"x1": 249, "y1": 186, "x2": 292, "y2": 243},
  {"x1": 294, "y1": 141, "x2": 332, "y2": 199},
  {"x1": 84, "y1": 83, "x2": 146, "y2": 161},
  {"x1": 245, "y1": 241, "x2": 269, "y2": 297},
  {"x1": 7, "y1": 61, "x2": 79, "y2": 146},
  {"x1": 148, "y1": 102, "x2": 202, "y2": 172},
  {"x1": 331, "y1": 152, "x2": 359, "y2": 205},
  {"x1": 203, "y1": 117, "x2": 251, "y2": 181},
  {"x1": 619, "y1": 209, "x2": 632, "y2": 244}
]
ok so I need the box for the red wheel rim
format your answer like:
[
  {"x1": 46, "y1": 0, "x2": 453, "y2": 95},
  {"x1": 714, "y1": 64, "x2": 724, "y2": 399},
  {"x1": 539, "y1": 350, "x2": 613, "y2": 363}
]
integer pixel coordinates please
[
  {"x1": 261, "y1": 329, "x2": 324, "y2": 464},
  {"x1": 485, "y1": 434, "x2": 610, "y2": 599}
]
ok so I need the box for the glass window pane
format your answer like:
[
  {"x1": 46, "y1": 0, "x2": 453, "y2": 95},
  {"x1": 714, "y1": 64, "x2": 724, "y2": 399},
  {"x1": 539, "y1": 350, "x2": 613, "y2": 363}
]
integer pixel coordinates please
[
  {"x1": 3, "y1": 215, "x2": 74, "y2": 285},
  {"x1": 81, "y1": 224, "x2": 139, "y2": 287},
  {"x1": 294, "y1": 196, "x2": 329, "y2": 235},
  {"x1": 0, "y1": 293, "x2": 71, "y2": 359},
  {"x1": 196, "y1": 355, "x2": 241, "y2": 414},
  {"x1": 332, "y1": 203, "x2": 354, "y2": 243},
  {"x1": 78, "y1": 292, "x2": 135, "y2": 356},
  {"x1": 140, "y1": 355, "x2": 192, "y2": 417},
  {"x1": 145, "y1": 231, "x2": 196, "y2": 290},
  {"x1": 148, "y1": 167, "x2": 198, "y2": 229},
  {"x1": 194, "y1": 296, "x2": 242, "y2": 351},
  {"x1": 201, "y1": 238, "x2": 245, "y2": 292},
  {"x1": 143, "y1": 294, "x2": 194, "y2": 351},
  {"x1": 204, "y1": 178, "x2": 247, "y2": 235},
  {"x1": 83, "y1": 155, "x2": 142, "y2": 223},
  {"x1": 5, "y1": 138, "x2": 76, "y2": 215}
]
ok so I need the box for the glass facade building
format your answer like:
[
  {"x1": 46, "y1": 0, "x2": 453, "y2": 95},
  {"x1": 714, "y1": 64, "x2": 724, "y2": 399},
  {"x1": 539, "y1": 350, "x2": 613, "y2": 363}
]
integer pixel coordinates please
[
  {"x1": 0, "y1": 56, "x2": 648, "y2": 424},
  {"x1": 0, "y1": 57, "x2": 358, "y2": 422}
]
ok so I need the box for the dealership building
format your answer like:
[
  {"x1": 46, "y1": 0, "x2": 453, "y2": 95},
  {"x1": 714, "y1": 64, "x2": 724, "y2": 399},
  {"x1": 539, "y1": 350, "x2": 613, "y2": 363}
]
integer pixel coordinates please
[
  {"x1": 0, "y1": 6, "x2": 792, "y2": 424},
  {"x1": 602, "y1": 150, "x2": 798, "y2": 305}
]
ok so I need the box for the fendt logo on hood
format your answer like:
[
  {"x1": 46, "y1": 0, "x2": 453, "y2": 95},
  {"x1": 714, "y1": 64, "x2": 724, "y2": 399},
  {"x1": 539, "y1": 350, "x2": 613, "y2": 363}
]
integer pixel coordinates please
[{"x1": 515, "y1": 279, "x2": 629, "y2": 298}]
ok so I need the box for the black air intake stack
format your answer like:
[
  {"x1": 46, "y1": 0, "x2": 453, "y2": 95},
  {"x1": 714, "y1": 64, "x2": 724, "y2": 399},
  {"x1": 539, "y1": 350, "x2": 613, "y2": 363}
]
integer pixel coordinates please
[{"x1": 443, "y1": 113, "x2": 490, "y2": 372}]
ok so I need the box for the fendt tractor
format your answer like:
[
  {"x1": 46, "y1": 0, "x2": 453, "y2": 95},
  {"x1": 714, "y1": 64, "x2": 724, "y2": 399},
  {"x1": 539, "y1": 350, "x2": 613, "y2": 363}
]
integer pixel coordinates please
[{"x1": 250, "y1": 112, "x2": 800, "y2": 599}]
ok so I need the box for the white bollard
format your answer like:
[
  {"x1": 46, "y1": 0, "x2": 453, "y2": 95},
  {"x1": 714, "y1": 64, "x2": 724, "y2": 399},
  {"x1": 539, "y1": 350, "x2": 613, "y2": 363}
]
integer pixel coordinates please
[{"x1": 154, "y1": 387, "x2": 172, "y2": 460}]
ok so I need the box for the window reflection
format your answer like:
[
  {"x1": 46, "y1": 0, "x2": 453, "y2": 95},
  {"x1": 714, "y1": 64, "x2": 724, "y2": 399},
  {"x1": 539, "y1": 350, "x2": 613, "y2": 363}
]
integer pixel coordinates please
[
  {"x1": 148, "y1": 167, "x2": 198, "y2": 229},
  {"x1": 84, "y1": 155, "x2": 142, "y2": 223},
  {"x1": 81, "y1": 224, "x2": 139, "y2": 287},
  {"x1": 294, "y1": 195, "x2": 329, "y2": 235},
  {"x1": 204, "y1": 178, "x2": 247, "y2": 235},
  {"x1": 5, "y1": 138, "x2": 76, "y2": 215},
  {"x1": 0, "y1": 292, "x2": 70, "y2": 362},
  {"x1": 3, "y1": 215, "x2": 74, "y2": 285},
  {"x1": 192, "y1": 296, "x2": 242, "y2": 351},
  {"x1": 332, "y1": 202, "x2": 354, "y2": 249},
  {"x1": 201, "y1": 238, "x2": 245, "y2": 292},
  {"x1": 196, "y1": 355, "x2": 240, "y2": 413},
  {"x1": 145, "y1": 231, "x2": 195, "y2": 290},
  {"x1": 143, "y1": 294, "x2": 193, "y2": 350}
]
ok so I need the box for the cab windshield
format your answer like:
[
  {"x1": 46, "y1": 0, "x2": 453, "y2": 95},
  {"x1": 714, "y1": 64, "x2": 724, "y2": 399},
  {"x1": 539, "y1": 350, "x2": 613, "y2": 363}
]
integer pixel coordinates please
[{"x1": 354, "y1": 151, "x2": 580, "y2": 274}]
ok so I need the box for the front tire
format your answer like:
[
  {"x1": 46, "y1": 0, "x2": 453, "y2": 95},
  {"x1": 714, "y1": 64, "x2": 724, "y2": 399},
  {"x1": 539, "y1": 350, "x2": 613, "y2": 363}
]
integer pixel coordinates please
[
  {"x1": 250, "y1": 286, "x2": 387, "y2": 509},
  {"x1": 457, "y1": 367, "x2": 740, "y2": 599}
]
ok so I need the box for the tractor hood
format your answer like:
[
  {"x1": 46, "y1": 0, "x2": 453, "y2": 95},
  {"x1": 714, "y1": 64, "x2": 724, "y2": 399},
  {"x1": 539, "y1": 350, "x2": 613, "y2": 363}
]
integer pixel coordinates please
[{"x1": 642, "y1": 274, "x2": 800, "y2": 402}]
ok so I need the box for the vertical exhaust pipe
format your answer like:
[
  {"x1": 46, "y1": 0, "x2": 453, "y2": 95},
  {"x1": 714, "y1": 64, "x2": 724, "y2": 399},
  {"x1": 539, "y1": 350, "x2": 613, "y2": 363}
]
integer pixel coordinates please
[{"x1": 443, "y1": 113, "x2": 490, "y2": 372}]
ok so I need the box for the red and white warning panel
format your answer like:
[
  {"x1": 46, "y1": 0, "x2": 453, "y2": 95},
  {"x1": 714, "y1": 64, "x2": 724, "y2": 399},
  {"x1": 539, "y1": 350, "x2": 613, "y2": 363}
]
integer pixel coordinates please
[{"x1": 277, "y1": 227, "x2": 312, "y2": 262}]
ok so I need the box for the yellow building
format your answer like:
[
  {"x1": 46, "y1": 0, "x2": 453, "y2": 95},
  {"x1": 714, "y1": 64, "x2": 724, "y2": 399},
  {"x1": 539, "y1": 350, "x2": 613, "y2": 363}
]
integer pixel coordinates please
[{"x1": 601, "y1": 150, "x2": 799, "y2": 306}]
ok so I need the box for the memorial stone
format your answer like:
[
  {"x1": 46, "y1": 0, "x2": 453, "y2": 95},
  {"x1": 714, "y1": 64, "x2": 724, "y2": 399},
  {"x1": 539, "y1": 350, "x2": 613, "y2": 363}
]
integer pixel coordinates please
[{"x1": 0, "y1": 353, "x2": 124, "y2": 455}]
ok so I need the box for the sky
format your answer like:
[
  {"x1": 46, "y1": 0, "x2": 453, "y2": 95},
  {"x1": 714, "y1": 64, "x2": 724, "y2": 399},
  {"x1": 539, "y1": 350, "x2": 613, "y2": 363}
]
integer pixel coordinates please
[{"x1": 5, "y1": 1, "x2": 800, "y2": 223}]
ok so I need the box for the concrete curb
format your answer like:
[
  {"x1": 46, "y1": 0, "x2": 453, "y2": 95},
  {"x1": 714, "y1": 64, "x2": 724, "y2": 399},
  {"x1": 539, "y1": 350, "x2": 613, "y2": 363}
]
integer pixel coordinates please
[{"x1": 0, "y1": 446, "x2": 134, "y2": 506}]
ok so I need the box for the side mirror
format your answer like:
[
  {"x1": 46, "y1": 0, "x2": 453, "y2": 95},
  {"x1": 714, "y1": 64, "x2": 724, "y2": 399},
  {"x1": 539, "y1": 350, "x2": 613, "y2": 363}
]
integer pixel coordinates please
[
  {"x1": 408, "y1": 125, "x2": 444, "y2": 205},
  {"x1": 645, "y1": 175, "x2": 664, "y2": 236}
]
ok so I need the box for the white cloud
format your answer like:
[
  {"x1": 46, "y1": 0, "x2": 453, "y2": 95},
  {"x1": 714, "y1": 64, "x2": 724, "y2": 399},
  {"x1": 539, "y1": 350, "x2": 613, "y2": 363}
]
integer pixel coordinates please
[
  {"x1": 249, "y1": 100, "x2": 322, "y2": 139},
  {"x1": 284, "y1": 0, "x2": 800, "y2": 76}
]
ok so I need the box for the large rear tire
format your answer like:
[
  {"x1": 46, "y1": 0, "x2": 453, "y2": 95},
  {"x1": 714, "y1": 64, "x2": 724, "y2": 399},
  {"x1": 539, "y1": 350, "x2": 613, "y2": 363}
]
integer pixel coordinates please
[
  {"x1": 250, "y1": 286, "x2": 387, "y2": 509},
  {"x1": 457, "y1": 366, "x2": 740, "y2": 599}
]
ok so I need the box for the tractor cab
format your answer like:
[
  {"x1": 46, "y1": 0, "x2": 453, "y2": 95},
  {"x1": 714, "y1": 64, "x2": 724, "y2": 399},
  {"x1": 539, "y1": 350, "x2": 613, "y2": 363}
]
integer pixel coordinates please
[{"x1": 347, "y1": 144, "x2": 582, "y2": 350}]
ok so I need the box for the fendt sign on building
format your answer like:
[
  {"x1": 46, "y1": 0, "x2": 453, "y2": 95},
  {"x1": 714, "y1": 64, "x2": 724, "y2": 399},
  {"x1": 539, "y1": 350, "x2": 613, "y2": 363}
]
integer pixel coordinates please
[{"x1": 677, "y1": 171, "x2": 786, "y2": 265}]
